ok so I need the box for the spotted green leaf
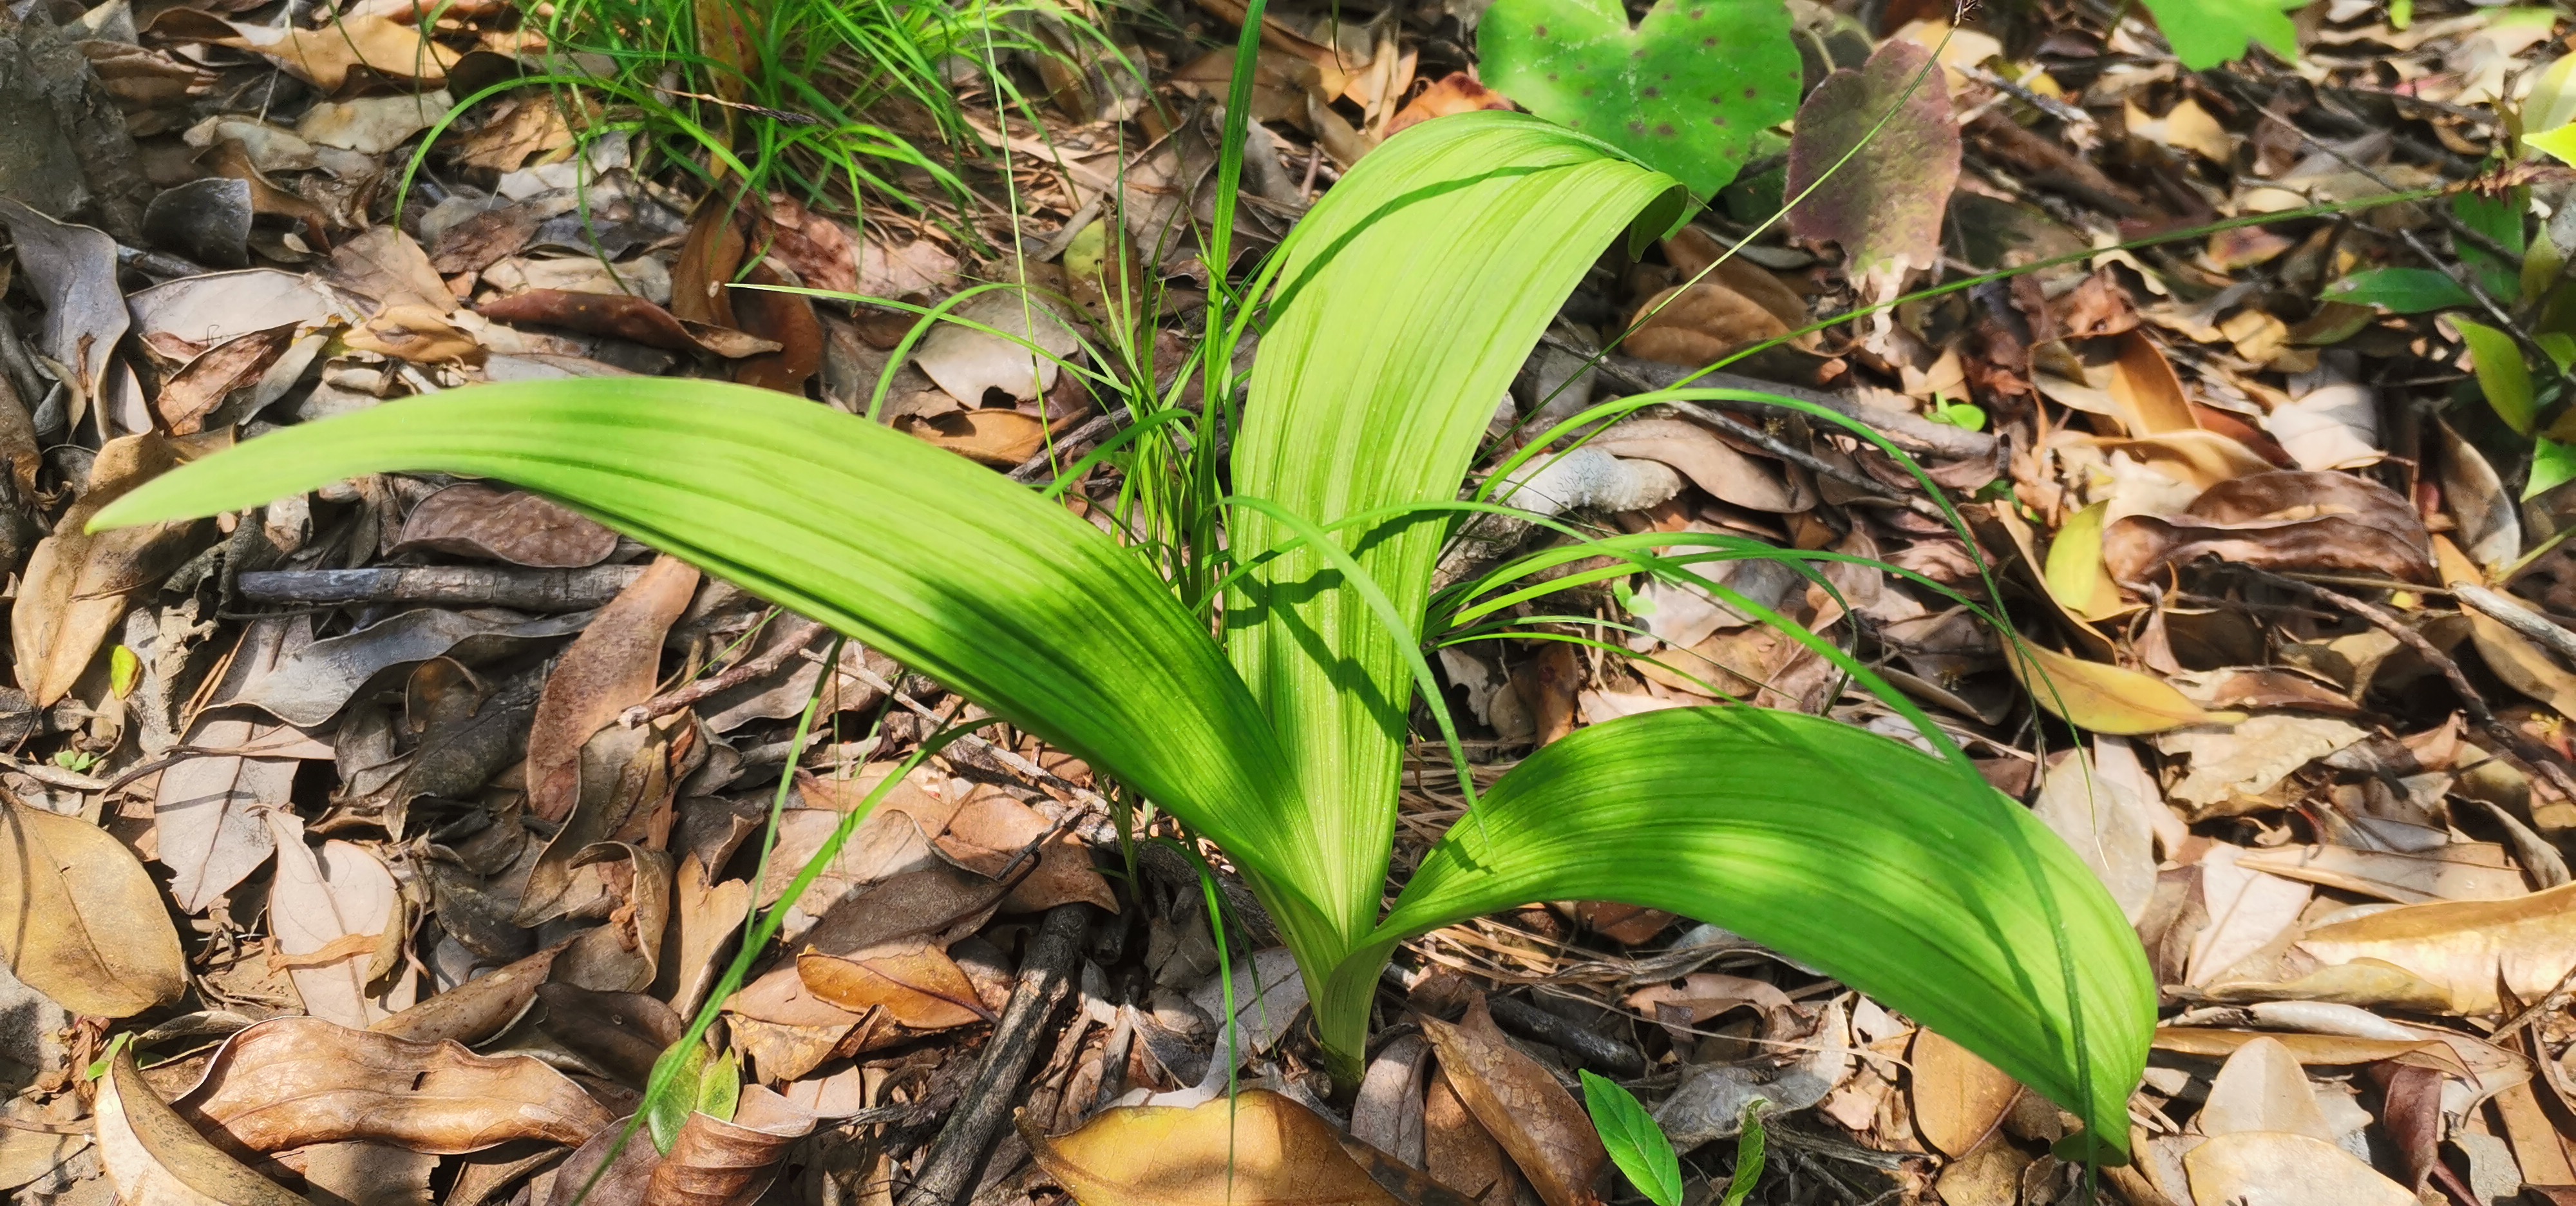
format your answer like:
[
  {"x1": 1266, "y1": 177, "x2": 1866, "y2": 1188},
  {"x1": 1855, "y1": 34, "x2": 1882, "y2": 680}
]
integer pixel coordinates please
[{"x1": 1476, "y1": 0, "x2": 1800, "y2": 196}]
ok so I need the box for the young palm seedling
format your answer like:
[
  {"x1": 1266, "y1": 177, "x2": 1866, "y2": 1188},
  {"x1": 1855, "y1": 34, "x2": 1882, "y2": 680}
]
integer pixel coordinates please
[{"x1": 98, "y1": 112, "x2": 2154, "y2": 1160}]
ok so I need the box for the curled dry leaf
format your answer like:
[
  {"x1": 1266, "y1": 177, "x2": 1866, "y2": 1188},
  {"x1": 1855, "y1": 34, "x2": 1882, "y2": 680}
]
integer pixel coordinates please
[
  {"x1": 2293, "y1": 881, "x2": 2576, "y2": 1015},
  {"x1": 2183, "y1": 1131, "x2": 2415, "y2": 1206},
  {"x1": 0, "y1": 196, "x2": 126, "y2": 430},
  {"x1": 643, "y1": 1086, "x2": 818, "y2": 1206},
  {"x1": 2159, "y1": 715, "x2": 2367, "y2": 820},
  {"x1": 14, "y1": 433, "x2": 206, "y2": 707},
  {"x1": 795, "y1": 865, "x2": 1007, "y2": 1028},
  {"x1": 2149, "y1": 1028, "x2": 2470, "y2": 1078},
  {"x1": 931, "y1": 787, "x2": 1118, "y2": 914},
  {"x1": 527, "y1": 555, "x2": 701, "y2": 824},
  {"x1": 1589, "y1": 417, "x2": 1811, "y2": 512},
  {"x1": 173, "y1": 1016, "x2": 616, "y2": 1156},
  {"x1": 1420, "y1": 997, "x2": 1606, "y2": 1206},
  {"x1": 97, "y1": 1047, "x2": 303, "y2": 1206},
  {"x1": 370, "y1": 945, "x2": 564, "y2": 1046},
  {"x1": 2234, "y1": 841, "x2": 2529, "y2": 905},
  {"x1": 2103, "y1": 330, "x2": 2197, "y2": 437},
  {"x1": 2103, "y1": 470, "x2": 2432, "y2": 586},
  {"x1": 477, "y1": 289, "x2": 783, "y2": 359},
  {"x1": 1910, "y1": 1028, "x2": 2020, "y2": 1158},
  {"x1": 0, "y1": 797, "x2": 188, "y2": 1017},
  {"x1": 2003, "y1": 641, "x2": 2239, "y2": 735},
  {"x1": 343, "y1": 304, "x2": 484, "y2": 365},
  {"x1": 1386, "y1": 71, "x2": 1513, "y2": 136},
  {"x1": 394, "y1": 482, "x2": 618, "y2": 568},
  {"x1": 1024, "y1": 1088, "x2": 1401, "y2": 1206},
  {"x1": 155, "y1": 323, "x2": 299, "y2": 436}
]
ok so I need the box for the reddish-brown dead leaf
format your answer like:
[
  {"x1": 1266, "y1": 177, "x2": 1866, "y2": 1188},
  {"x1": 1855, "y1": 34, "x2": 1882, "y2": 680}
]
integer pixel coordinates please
[
  {"x1": 154, "y1": 323, "x2": 297, "y2": 435},
  {"x1": 475, "y1": 289, "x2": 782, "y2": 358},
  {"x1": 394, "y1": 481, "x2": 618, "y2": 568},
  {"x1": 1419, "y1": 997, "x2": 1606, "y2": 1206},
  {"x1": 1387, "y1": 72, "x2": 1514, "y2": 136},
  {"x1": 2102, "y1": 470, "x2": 2432, "y2": 585},
  {"x1": 526, "y1": 555, "x2": 700, "y2": 823},
  {"x1": 931, "y1": 788, "x2": 1118, "y2": 914}
]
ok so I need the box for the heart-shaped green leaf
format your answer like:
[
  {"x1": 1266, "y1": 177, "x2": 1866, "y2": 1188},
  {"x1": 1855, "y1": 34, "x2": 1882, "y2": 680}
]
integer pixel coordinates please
[{"x1": 1477, "y1": 0, "x2": 1800, "y2": 196}]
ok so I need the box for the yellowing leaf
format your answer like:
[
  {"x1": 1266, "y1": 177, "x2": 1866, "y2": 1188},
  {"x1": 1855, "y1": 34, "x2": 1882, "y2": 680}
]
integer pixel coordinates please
[
  {"x1": 2043, "y1": 503, "x2": 2128, "y2": 622},
  {"x1": 1023, "y1": 1089, "x2": 1400, "y2": 1206},
  {"x1": 0, "y1": 799, "x2": 187, "y2": 1017},
  {"x1": 2003, "y1": 642, "x2": 2237, "y2": 735},
  {"x1": 1910, "y1": 1029, "x2": 2019, "y2": 1158}
]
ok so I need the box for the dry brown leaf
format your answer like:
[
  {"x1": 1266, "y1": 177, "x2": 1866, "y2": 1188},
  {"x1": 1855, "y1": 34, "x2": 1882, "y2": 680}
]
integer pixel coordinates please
[
  {"x1": 795, "y1": 944, "x2": 992, "y2": 1029},
  {"x1": 792, "y1": 864, "x2": 1007, "y2": 1028},
  {"x1": 2195, "y1": 1037, "x2": 2336, "y2": 1142},
  {"x1": 2090, "y1": 430, "x2": 2275, "y2": 493},
  {"x1": 1419, "y1": 997, "x2": 1605, "y2": 1206},
  {"x1": 152, "y1": 10, "x2": 458, "y2": 91},
  {"x1": 1623, "y1": 972, "x2": 1796, "y2": 1029},
  {"x1": 1023, "y1": 1088, "x2": 1401, "y2": 1206},
  {"x1": 659, "y1": 855, "x2": 751, "y2": 1017},
  {"x1": 897, "y1": 408, "x2": 1050, "y2": 466},
  {"x1": 2184, "y1": 845, "x2": 2312, "y2": 988},
  {"x1": 1933, "y1": 1133, "x2": 2030, "y2": 1206},
  {"x1": 1910, "y1": 1028, "x2": 2020, "y2": 1158},
  {"x1": 2105, "y1": 330, "x2": 2197, "y2": 436},
  {"x1": 1589, "y1": 417, "x2": 1811, "y2": 512},
  {"x1": 343, "y1": 304, "x2": 483, "y2": 364},
  {"x1": 0, "y1": 798, "x2": 187, "y2": 1017},
  {"x1": 394, "y1": 482, "x2": 618, "y2": 569},
  {"x1": 370, "y1": 945, "x2": 564, "y2": 1046},
  {"x1": 97, "y1": 1047, "x2": 303, "y2": 1206},
  {"x1": 1622, "y1": 282, "x2": 1791, "y2": 367},
  {"x1": 2158, "y1": 715, "x2": 2368, "y2": 820},
  {"x1": 931, "y1": 788, "x2": 1117, "y2": 914},
  {"x1": 155, "y1": 323, "x2": 298, "y2": 435},
  {"x1": 173, "y1": 1016, "x2": 614, "y2": 1155},
  {"x1": 1386, "y1": 71, "x2": 1513, "y2": 135},
  {"x1": 2183, "y1": 1131, "x2": 2415, "y2": 1206},
  {"x1": 527, "y1": 555, "x2": 700, "y2": 823},
  {"x1": 12, "y1": 432, "x2": 205, "y2": 707},
  {"x1": 1426, "y1": 1062, "x2": 1528, "y2": 1205},
  {"x1": 2293, "y1": 881, "x2": 2576, "y2": 1015},
  {"x1": 643, "y1": 1086, "x2": 817, "y2": 1206},
  {"x1": 2437, "y1": 535, "x2": 2576, "y2": 722},
  {"x1": 2003, "y1": 641, "x2": 2239, "y2": 734},
  {"x1": 2103, "y1": 470, "x2": 2432, "y2": 586},
  {"x1": 476, "y1": 290, "x2": 782, "y2": 358}
]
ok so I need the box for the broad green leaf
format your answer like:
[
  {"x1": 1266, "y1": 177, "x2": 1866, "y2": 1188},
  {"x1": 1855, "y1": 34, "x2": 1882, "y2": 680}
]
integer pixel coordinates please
[
  {"x1": 2529, "y1": 122, "x2": 2576, "y2": 167},
  {"x1": 2320, "y1": 267, "x2": 2476, "y2": 314},
  {"x1": 2136, "y1": 0, "x2": 2300, "y2": 70},
  {"x1": 2453, "y1": 191, "x2": 2527, "y2": 303},
  {"x1": 87, "y1": 381, "x2": 1335, "y2": 941},
  {"x1": 1230, "y1": 111, "x2": 1685, "y2": 972},
  {"x1": 2529, "y1": 438, "x2": 2576, "y2": 501},
  {"x1": 2523, "y1": 53, "x2": 2576, "y2": 151},
  {"x1": 1378, "y1": 708, "x2": 2155, "y2": 1159},
  {"x1": 2456, "y1": 318, "x2": 2537, "y2": 436},
  {"x1": 1580, "y1": 1071, "x2": 1681, "y2": 1206},
  {"x1": 1475, "y1": 0, "x2": 1799, "y2": 196},
  {"x1": 1785, "y1": 39, "x2": 1959, "y2": 277}
]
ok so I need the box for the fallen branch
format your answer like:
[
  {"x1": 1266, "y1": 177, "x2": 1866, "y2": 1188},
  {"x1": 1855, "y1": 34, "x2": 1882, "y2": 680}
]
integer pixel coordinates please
[
  {"x1": 236, "y1": 566, "x2": 643, "y2": 611},
  {"x1": 897, "y1": 903, "x2": 1090, "y2": 1206}
]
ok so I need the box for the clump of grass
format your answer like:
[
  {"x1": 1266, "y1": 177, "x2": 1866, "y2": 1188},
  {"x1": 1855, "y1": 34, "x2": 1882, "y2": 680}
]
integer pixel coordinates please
[{"x1": 520, "y1": 0, "x2": 1121, "y2": 211}]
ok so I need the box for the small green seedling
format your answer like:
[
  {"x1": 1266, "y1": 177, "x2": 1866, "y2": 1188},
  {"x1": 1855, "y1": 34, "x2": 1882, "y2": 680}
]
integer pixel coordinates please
[{"x1": 1582, "y1": 1070, "x2": 1682, "y2": 1206}]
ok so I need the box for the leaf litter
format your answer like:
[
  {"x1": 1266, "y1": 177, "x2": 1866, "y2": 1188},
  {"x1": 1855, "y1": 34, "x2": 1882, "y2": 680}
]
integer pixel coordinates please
[{"x1": 8, "y1": 0, "x2": 2576, "y2": 1200}]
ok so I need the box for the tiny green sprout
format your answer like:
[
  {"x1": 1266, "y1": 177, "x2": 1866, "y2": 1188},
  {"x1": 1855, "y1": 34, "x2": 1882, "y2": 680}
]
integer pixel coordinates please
[
  {"x1": 1582, "y1": 1070, "x2": 1682, "y2": 1206},
  {"x1": 52, "y1": 749, "x2": 99, "y2": 774},
  {"x1": 109, "y1": 646, "x2": 142, "y2": 699},
  {"x1": 1927, "y1": 392, "x2": 1987, "y2": 432},
  {"x1": 84, "y1": 1033, "x2": 133, "y2": 1082}
]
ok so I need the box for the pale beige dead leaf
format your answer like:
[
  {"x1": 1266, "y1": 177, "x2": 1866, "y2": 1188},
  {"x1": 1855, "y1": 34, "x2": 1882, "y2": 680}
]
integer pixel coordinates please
[
  {"x1": 2235, "y1": 843, "x2": 2529, "y2": 905},
  {"x1": 0, "y1": 798, "x2": 187, "y2": 1017},
  {"x1": 343, "y1": 304, "x2": 482, "y2": 364},
  {"x1": 2031, "y1": 742, "x2": 2158, "y2": 922},
  {"x1": 2195, "y1": 1037, "x2": 2336, "y2": 1142},
  {"x1": 2293, "y1": 881, "x2": 2576, "y2": 1015},
  {"x1": 2126, "y1": 97, "x2": 2232, "y2": 164},
  {"x1": 97, "y1": 1047, "x2": 303, "y2": 1206},
  {"x1": 2150, "y1": 1028, "x2": 2470, "y2": 1078},
  {"x1": 152, "y1": 10, "x2": 459, "y2": 91},
  {"x1": 912, "y1": 292, "x2": 1081, "y2": 403},
  {"x1": 267, "y1": 811, "x2": 413, "y2": 1027},
  {"x1": 2183, "y1": 1131, "x2": 2415, "y2": 1206},
  {"x1": 1910, "y1": 1028, "x2": 2020, "y2": 1158},
  {"x1": 1024, "y1": 1089, "x2": 1400, "y2": 1206},
  {"x1": 2185, "y1": 845, "x2": 2312, "y2": 988},
  {"x1": 2090, "y1": 430, "x2": 2275, "y2": 494},
  {"x1": 0, "y1": 1129, "x2": 85, "y2": 1192},
  {"x1": 1421, "y1": 997, "x2": 1606, "y2": 1206},
  {"x1": 1933, "y1": 1133, "x2": 2031, "y2": 1206},
  {"x1": 2157, "y1": 715, "x2": 2367, "y2": 819}
]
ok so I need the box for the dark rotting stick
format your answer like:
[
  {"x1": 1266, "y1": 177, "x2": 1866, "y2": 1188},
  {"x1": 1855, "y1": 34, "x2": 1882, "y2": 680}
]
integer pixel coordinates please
[{"x1": 898, "y1": 903, "x2": 1091, "y2": 1206}]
